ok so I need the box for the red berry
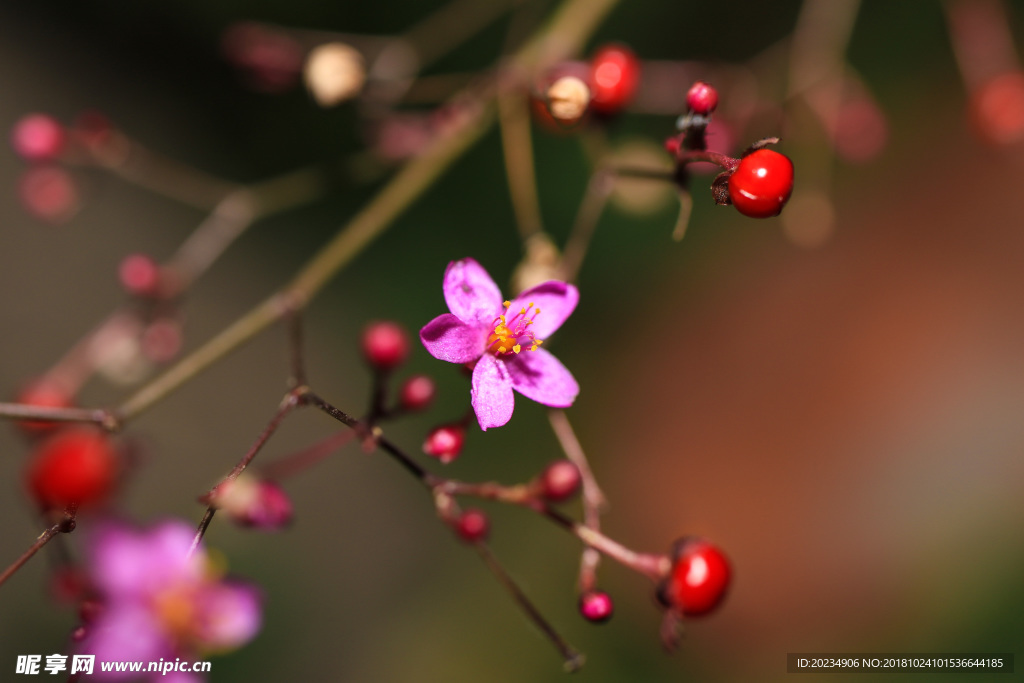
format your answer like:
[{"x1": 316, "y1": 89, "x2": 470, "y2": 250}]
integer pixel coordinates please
[
  {"x1": 661, "y1": 538, "x2": 730, "y2": 617},
  {"x1": 423, "y1": 424, "x2": 465, "y2": 464},
  {"x1": 15, "y1": 379, "x2": 74, "y2": 434},
  {"x1": 118, "y1": 253, "x2": 161, "y2": 297},
  {"x1": 11, "y1": 114, "x2": 65, "y2": 162},
  {"x1": 727, "y1": 148, "x2": 794, "y2": 218},
  {"x1": 18, "y1": 166, "x2": 79, "y2": 223},
  {"x1": 454, "y1": 508, "x2": 489, "y2": 543},
  {"x1": 399, "y1": 374, "x2": 436, "y2": 411},
  {"x1": 538, "y1": 460, "x2": 581, "y2": 502},
  {"x1": 26, "y1": 429, "x2": 118, "y2": 509},
  {"x1": 970, "y1": 70, "x2": 1024, "y2": 145},
  {"x1": 686, "y1": 81, "x2": 719, "y2": 115},
  {"x1": 579, "y1": 590, "x2": 614, "y2": 623},
  {"x1": 589, "y1": 45, "x2": 640, "y2": 115},
  {"x1": 361, "y1": 321, "x2": 410, "y2": 370}
]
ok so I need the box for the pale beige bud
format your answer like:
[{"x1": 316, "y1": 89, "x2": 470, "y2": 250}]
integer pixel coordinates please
[
  {"x1": 304, "y1": 42, "x2": 366, "y2": 107},
  {"x1": 546, "y1": 76, "x2": 590, "y2": 124}
]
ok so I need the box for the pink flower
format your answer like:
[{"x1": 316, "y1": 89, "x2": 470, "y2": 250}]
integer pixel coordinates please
[
  {"x1": 80, "y1": 520, "x2": 261, "y2": 681},
  {"x1": 420, "y1": 258, "x2": 579, "y2": 430}
]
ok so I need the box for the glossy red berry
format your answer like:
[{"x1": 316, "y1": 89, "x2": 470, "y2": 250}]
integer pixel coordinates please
[
  {"x1": 399, "y1": 374, "x2": 436, "y2": 411},
  {"x1": 15, "y1": 379, "x2": 74, "y2": 434},
  {"x1": 11, "y1": 114, "x2": 65, "y2": 162},
  {"x1": 361, "y1": 321, "x2": 410, "y2": 370},
  {"x1": 661, "y1": 538, "x2": 730, "y2": 617},
  {"x1": 423, "y1": 424, "x2": 465, "y2": 464},
  {"x1": 455, "y1": 508, "x2": 489, "y2": 543},
  {"x1": 538, "y1": 460, "x2": 581, "y2": 502},
  {"x1": 579, "y1": 590, "x2": 614, "y2": 623},
  {"x1": 26, "y1": 429, "x2": 118, "y2": 509},
  {"x1": 727, "y1": 149, "x2": 794, "y2": 218},
  {"x1": 686, "y1": 81, "x2": 719, "y2": 115},
  {"x1": 589, "y1": 45, "x2": 640, "y2": 115}
]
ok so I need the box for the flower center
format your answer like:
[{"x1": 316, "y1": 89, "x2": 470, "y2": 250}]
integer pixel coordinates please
[{"x1": 487, "y1": 300, "x2": 545, "y2": 356}]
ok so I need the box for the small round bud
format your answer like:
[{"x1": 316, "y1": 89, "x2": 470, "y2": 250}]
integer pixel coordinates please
[
  {"x1": 304, "y1": 42, "x2": 366, "y2": 107},
  {"x1": 118, "y1": 253, "x2": 161, "y2": 297},
  {"x1": 659, "y1": 538, "x2": 730, "y2": 617},
  {"x1": 538, "y1": 459, "x2": 581, "y2": 502},
  {"x1": 11, "y1": 114, "x2": 65, "y2": 162},
  {"x1": 14, "y1": 378, "x2": 74, "y2": 434},
  {"x1": 423, "y1": 424, "x2": 465, "y2": 464},
  {"x1": 686, "y1": 81, "x2": 719, "y2": 115},
  {"x1": 589, "y1": 44, "x2": 640, "y2": 115},
  {"x1": 399, "y1": 374, "x2": 436, "y2": 411},
  {"x1": 362, "y1": 321, "x2": 410, "y2": 371},
  {"x1": 455, "y1": 508, "x2": 489, "y2": 543},
  {"x1": 18, "y1": 166, "x2": 79, "y2": 223},
  {"x1": 579, "y1": 590, "x2": 614, "y2": 623},
  {"x1": 212, "y1": 474, "x2": 293, "y2": 531},
  {"x1": 26, "y1": 429, "x2": 119, "y2": 509},
  {"x1": 546, "y1": 76, "x2": 591, "y2": 125}
]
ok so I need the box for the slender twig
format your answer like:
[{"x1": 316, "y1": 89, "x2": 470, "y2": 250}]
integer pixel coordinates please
[
  {"x1": 0, "y1": 508, "x2": 78, "y2": 589},
  {"x1": 559, "y1": 170, "x2": 613, "y2": 283},
  {"x1": 0, "y1": 403, "x2": 120, "y2": 432},
  {"x1": 475, "y1": 543, "x2": 585, "y2": 672},
  {"x1": 498, "y1": 87, "x2": 545, "y2": 239}
]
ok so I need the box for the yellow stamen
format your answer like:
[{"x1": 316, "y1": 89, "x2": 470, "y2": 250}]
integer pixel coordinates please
[
  {"x1": 503, "y1": 300, "x2": 511, "y2": 308},
  {"x1": 513, "y1": 344, "x2": 521, "y2": 354}
]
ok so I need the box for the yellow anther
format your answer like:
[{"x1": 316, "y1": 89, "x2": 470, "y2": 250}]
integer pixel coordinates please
[
  {"x1": 535, "y1": 308, "x2": 541, "y2": 315},
  {"x1": 498, "y1": 346, "x2": 507, "y2": 354},
  {"x1": 513, "y1": 344, "x2": 521, "y2": 354},
  {"x1": 503, "y1": 300, "x2": 511, "y2": 308}
]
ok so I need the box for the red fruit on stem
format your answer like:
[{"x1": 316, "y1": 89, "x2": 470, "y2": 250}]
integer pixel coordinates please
[
  {"x1": 361, "y1": 321, "x2": 410, "y2": 370},
  {"x1": 423, "y1": 424, "x2": 465, "y2": 464},
  {"x1": 686, "y1": 81, "x2": 719, "y2": 115},
  {"x1": 399, "y1": 374, "x2": 436, "y2": 411},
  {"x1": 579, "y1": 590, "x2": 614, "y2": 623},
  {"x1": 26, "y1": 429, "x2": 118, "y2": 508},
  {"x1": 661, "y1": 538, "x2": 730, "y2": 617},
  {"x1": 589, "y1": 45, "x2": 640, "y2": 115},
  {"x1": 455, "y1": 508, "x2": 489, "y2": 543},
  {"x1": 538, "y1": 460, "x2": 581, "y2": 502},
  {"x1": 727, "y1": 148, "x2": 794, "y2": 218},
  {"x1": 11, "y1": 114, "x2": 65, "y2": 162},
  {"x1": 970, "y1": 70, "x2": 1024, "y2": 146}
]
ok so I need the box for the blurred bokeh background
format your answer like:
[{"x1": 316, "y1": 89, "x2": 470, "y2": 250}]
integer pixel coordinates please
[{"x1": 2, "y1": 0, "x2": 1023, "y2": 680}]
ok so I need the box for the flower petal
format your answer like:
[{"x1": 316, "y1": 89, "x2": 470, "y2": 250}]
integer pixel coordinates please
[
  {"x1": 509, "y1": 281, "x2": 578, "y2": 339},
  {"x1": 443, "y1": 258, "x2": 504, "y2": 326},
  {"x1": 506, "y1": 348, "x2": 579, "y2": 407},
  {"x1": 420, "y1": 313, "x2": 487, "y2": 363},
  {"x1": 196, "y1": 581, "x2": 263, "y2": 651},
  {"x1": 471, "y1": 354, "x2": 515, "y2": 430}
]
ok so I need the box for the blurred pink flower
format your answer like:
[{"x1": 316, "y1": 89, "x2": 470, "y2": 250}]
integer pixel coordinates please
[
  {"x1": 420, "y1": 258, "x2": 579, "y2": 430},
  {"x1": 80, "y1": 520, "x2": 261, "y2": 681}
]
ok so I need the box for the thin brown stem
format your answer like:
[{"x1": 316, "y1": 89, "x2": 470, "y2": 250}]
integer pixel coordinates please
[
  {"x1": 0, "y1": 403, "x2": 120, "y2": 432},
  {"x1": 559, "y1": 171, "x2": 613, "y2": 283},
  {"x1": 475, "y1": 543, "x2": 585, "y2": 672},
  {"x1": 0, "y1": 508, "x2": 78, "y2": 589}
]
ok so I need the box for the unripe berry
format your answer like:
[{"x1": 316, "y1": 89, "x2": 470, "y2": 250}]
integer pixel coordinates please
[
  {"x1": 14, "y1": 379, "x2": 74, "y2": 434},
  {"x1": 579, "y1": 590, "x2": 614, "y2": 623},
  {"x1": 211, "y1": 474, "x2": 293, "y2": 531},
  {"x1": 362, "y1": 321, "x2": 410, "y2": 370},
  {"x1": 399, "y1": 374, "x2": 436, "y2": 411},
  {"x1": 423, "y1": 424, "x2": 465, "y2": 464},
  {"x1": 538, "y1": 460, "x2": 581, "y2": 502},
  {"x1": 455, "y1": 508, "x2": 489, "y2": 543},
  {"x1": 589, "y1": 45, "x2": 640, "y2": 115},
  {"x1": 26, "y1": 429, "x2": 118, "y2": 509},
  {"x1": 546, "y1": 75, "x2": 591, "y2": 125},
  {"x1": 11, "y1": 114, "x2": 65, "y2": 162},
  {"x1": 686, "y1": 81, "x2": 719, "y2": 115},
  {"x1": 659, "y1": 538, "x2": 730, "y2": 617},
  {"x1": 304, "y1": 42, "x2": 366, "y2": 107},
  {"x1": 727, "y1": 148, "x2": 794, "y2": 218}
]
